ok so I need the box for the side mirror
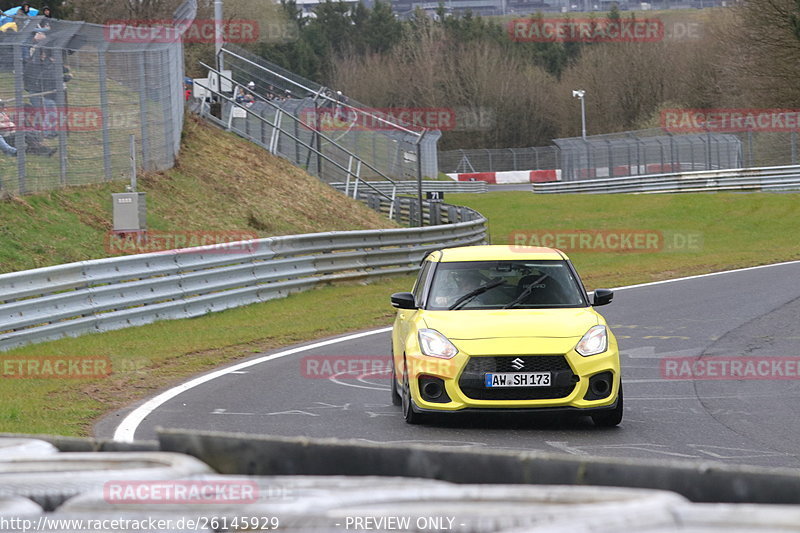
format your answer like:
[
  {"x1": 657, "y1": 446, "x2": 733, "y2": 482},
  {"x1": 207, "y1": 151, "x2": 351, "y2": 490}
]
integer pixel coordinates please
[
  {"x1": 391, "y1": 292, "x2": 417, "y2": 310},
  {"x1": 592, "y1": 289, "x2": 614, "y2": 307}
]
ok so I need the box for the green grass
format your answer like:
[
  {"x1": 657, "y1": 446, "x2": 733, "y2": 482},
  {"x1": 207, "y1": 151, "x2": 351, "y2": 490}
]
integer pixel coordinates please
[
  {"x1": 0, "y1": 116, "x2": 395, "y2": 273},
  {"x1": 448, "y1": 191, "x2": 800, "y2": 288},
  {"x1": 0, "y1": 275, "x2": 415, "y2": 436}
]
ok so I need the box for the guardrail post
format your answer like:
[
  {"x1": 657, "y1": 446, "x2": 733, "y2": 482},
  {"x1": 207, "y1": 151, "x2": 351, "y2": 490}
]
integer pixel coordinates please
[
  {"x1": 269, "y1": 110, "x2": 282, "y2": 154},
  {"x1": 388, "y1": 185, "x2": 397, "y2": 220},
  {"x1": 345, "y1": 156, "x2": 353, "y2": 196},
  {"x1": 429, "y1": 202, "x2": 441, "y2": 226}
]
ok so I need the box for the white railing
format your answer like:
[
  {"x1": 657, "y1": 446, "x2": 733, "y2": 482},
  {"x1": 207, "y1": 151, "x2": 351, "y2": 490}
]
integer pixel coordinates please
[{"x1": 533, "y1": 165, "x2": 800, "y2": 194}]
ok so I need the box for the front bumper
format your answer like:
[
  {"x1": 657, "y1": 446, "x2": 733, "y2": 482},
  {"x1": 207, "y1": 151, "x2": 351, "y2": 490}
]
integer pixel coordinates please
[
  {"x1": 412, "y1": 396, "x2": 621, "y2": 415},
  {"x1": 406, "y1": 348, "x2": 620, "y2": 413}
]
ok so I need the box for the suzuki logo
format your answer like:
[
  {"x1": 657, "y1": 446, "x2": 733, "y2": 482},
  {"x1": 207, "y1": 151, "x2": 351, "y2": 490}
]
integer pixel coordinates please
[{"x1": 511, "y1": 357, "x2": 525, "y2": 370}]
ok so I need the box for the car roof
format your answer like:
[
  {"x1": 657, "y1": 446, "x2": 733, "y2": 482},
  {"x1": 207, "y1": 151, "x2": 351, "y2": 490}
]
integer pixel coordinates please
[{"x1": 432, "y1": 245, "x2": 567, "y2": 262}]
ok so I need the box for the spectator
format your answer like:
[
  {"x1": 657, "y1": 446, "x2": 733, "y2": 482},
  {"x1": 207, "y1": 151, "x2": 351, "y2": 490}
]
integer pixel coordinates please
[
  {"x1": 41, "y1": 5, "x2": 52, "y2": 18},
  {"x1": 183, "y1": 77, "x2": 192, "y2": 101},
  {"x1": 1, "y1": 2, "x2": 38, "y2": 26},
  {"x1": 1, "y1": 100, "x2": 57, "y2": 156},
  {"x1": 23, "y1": 43, "x2": 69, "y2": 138},
  {"x1": 0, "y1": 15, "x2": 18, "y2": 72},
  {"x1": 235, "y1": 81, "x2": 256, "y2": 107},
  {"x1": 0, "y1": 100, "x2": 18, "y2": 156}
]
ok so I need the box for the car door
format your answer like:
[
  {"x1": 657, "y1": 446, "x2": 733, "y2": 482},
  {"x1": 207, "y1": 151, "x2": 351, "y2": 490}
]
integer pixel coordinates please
[{"x1": 393, "y1": 258, "x2": 436, "y2": 363}]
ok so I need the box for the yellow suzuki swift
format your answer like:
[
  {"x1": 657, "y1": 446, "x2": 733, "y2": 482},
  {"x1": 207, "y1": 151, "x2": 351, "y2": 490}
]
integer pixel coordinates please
[{"x1": 390, "y1": 245, "x2": 621, "y2": 426}]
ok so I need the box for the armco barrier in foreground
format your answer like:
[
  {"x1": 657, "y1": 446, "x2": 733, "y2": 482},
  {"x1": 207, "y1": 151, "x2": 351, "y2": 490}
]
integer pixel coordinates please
[
  {"x1": 0, "y1": 200, "x2": 486, "y2": 351},
  {"x1": 157, "y1": 429, "x2": 800, "y2": 505},
  {"x1": 533, "y1": 164, "x2": 800, "y2": 194}
]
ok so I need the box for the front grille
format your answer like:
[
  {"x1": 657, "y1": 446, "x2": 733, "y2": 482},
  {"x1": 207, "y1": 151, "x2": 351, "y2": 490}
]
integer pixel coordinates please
[
  {"x1": 465, "y1": 355, "x2": 572, "y2": 373},
  {"x1": 458, "y1": 355, "x2": 577, "y2": 401}
]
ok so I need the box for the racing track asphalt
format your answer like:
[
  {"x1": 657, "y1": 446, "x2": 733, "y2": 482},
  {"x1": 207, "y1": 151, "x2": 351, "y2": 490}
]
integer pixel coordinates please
[{"x1": 99, "y1": 260, "x2": 800, "y2": 468}]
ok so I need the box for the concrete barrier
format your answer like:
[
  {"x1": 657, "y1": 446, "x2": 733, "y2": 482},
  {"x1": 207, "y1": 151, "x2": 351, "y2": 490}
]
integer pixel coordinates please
[
  {"x1": 0, "y1": 433, "x2": 158, "y2": 453},
  {"x1": 158, "y1": 429, "x2": 800, "y2": 504},
  {"x1": 448, "y1": 170, "x2": 561, "y2": 184}
]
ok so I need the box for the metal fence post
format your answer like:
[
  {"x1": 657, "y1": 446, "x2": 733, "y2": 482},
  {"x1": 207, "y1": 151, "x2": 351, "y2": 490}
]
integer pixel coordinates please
[
  {"x1": 160, "y1": 49, "x2": 176, "y2": 168},
  {"x1": 53, "y1": 50, "x2": 68, "y2": 186},
  {"x1": 13, "y1": 42, "x2": 26, "y2": 195},
  {"x1": 97, "y1": 50, "x2": 112, "y2": 181},
  {"x1": 138, "y1": 53, "x2": 151, "y2": 171},
  {"x1": 416, "y1": 131, "x2": 426, "y2": 227}
]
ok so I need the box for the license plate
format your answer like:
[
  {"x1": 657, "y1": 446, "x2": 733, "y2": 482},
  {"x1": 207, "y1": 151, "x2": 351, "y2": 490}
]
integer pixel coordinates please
[{"x1": 485, "y1": 372, "x2": 551, "y2": 388}]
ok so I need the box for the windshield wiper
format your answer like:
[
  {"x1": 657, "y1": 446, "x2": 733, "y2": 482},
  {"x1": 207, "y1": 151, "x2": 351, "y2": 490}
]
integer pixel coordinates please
[
  {"x1": 448, "y1": 279, "x2": 505, "y2": 310},
  {"x1": 503, "y1": 274, "x2": 549, "y2": 309}
]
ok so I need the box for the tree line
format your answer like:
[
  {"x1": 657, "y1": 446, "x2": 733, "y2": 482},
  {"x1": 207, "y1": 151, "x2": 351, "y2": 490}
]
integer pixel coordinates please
[{"x1": 62, "y1": 0, "x2": 800, "y2": 150}]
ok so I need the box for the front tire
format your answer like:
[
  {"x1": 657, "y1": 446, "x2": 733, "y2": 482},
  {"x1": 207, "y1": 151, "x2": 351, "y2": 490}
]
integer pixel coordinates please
[
  {"x1": 390, "y1": 361, "x2": 402, "y2": 406},
  {"x1": 401, "y1": 359, "x2": 425, "y2": 425},
  {"x1": 592, "y1": 385, "x2": 623, "y2": 427}
]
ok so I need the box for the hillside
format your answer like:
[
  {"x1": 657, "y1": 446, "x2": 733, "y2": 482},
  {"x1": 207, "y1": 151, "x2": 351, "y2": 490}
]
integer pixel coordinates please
[{"x1": 0, "y1": 116, "x2": 396, "y2": 274}]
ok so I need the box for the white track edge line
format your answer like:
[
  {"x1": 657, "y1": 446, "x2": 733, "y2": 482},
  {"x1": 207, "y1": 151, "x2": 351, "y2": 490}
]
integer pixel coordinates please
[{"x1": 112, "y1": 327, "x2": 392, "y2": 442}]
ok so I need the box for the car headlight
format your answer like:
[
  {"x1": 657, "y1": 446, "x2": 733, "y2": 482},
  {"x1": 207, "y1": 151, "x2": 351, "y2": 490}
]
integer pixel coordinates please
[
  {"x1": 418, "y1": 329, "x2": 458, "y2": 359},
  {"x1": 575, "y1": 325, "x2": 607, "y2": 356}
]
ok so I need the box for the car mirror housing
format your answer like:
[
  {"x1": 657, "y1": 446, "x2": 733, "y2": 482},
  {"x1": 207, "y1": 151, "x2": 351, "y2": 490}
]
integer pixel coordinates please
[
  {"x1": 391, "y1": 292, "x2": 417, "y2": 310},
  {"x1": 592, "y1": 289, "x2": 614, "y2": 306}
]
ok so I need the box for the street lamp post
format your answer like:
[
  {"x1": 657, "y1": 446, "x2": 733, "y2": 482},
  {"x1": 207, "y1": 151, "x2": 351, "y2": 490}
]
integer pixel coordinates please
[{"x1": 572, "y1": 89, "x2": 586, "y2": 141}]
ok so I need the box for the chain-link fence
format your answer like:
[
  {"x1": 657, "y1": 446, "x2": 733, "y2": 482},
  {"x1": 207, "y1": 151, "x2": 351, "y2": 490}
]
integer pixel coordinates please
[
  {"x1": 439, "y1": 127, "x2": 800, "y2": 181},
  {"x1": 556, "y1": 129, "x2": 743, "y2": 181},
  {"x1": 207, "y1": 44, "x2": 440, "y2": 183},
  {"x1": 438, "y1": 146, "x2": 559, "y2": 174},
  {"x1": 0, "y1": 3, "x2": 192, "y2": 197}
]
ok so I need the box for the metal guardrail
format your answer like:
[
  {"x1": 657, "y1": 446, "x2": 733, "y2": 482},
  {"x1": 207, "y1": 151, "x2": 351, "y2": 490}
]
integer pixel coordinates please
[
  {"x1": 0, "y1": 199, "x2": 486, "y2": 351},
  {"x1": 331, "y1": 180, "x2": 488, "y2": 195},
  {"x1": 532, "y1": 165, "x2": 800, "y2": 194}
]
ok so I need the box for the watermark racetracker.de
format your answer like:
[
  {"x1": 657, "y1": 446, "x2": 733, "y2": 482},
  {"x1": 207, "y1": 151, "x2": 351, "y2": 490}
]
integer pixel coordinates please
[
  {"x1": 662, "y1": 108, "x2": 800, "y2": 133},
  {"x1": 105, "y1": 230, "x2": 259, "y2": 255},
  {"x1": 1, "y1": 356, "x2": 111, "y2": 379},
  {"x1": 508, "y1": 18, "x2": 664, "y2": 42},
  {"x1": 510, "y1": 229, "x2": 703, "y2": 253},
  {"x1": 661, "y1": 356, "x2": 800, "y2": 380},
  {"x1": 105, "y1": 19, "x2": 262, "y2": 44},
  {"x1": 301, "y1": 355, "x2": 456, "y2": 380}
]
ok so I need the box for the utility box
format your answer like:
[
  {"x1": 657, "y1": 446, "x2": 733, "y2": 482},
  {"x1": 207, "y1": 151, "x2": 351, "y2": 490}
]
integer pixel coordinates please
[{"x1": 112, "y1": 192, "x2": 147, "y2": 232}]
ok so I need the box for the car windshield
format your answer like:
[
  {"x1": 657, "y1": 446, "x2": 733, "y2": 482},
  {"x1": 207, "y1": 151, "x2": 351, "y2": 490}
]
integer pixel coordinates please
[{"x1": 426, "y1": 260, "x2": 586, "y2": 310}]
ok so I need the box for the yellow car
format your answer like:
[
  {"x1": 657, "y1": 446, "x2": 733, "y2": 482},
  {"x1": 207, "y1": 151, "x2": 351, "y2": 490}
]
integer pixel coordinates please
[{"x1": 390, "y1": 245, "x2": 621, "y2": 426}]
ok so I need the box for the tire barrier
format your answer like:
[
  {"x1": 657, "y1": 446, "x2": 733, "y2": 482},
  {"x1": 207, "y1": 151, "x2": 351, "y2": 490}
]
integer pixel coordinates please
[
  {"x1": 0, "y1": 496, "x2": 42, "y2": 517},
  {"x1": 0, "y1": 438, "x2": 58, "y2": 458},
  {"x1": 0, "y1": 452, "x2": 212, "y2": 511}
]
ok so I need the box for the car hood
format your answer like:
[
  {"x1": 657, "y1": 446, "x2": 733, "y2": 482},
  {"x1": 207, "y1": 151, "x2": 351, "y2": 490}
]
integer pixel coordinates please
[{"x1": 421, "y1": 308, "x2": 601, "y2": 340}]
